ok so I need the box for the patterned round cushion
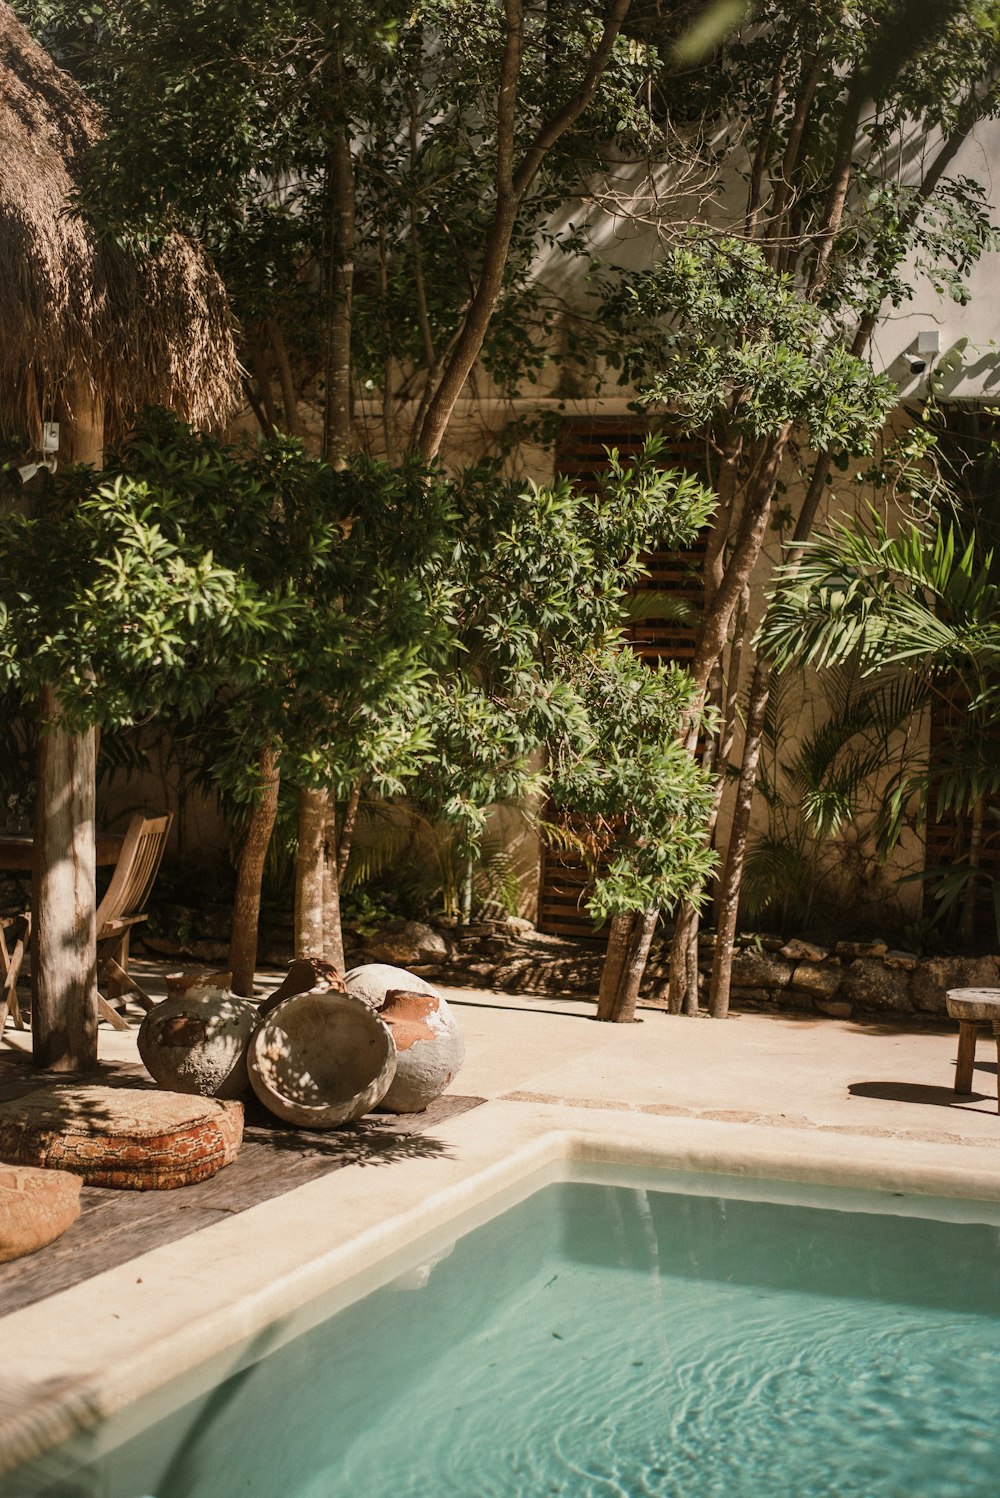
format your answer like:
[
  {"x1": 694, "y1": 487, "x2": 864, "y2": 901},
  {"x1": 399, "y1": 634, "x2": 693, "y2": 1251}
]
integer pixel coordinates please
[
  {"x1": 0, "y1": 1164, "x2": 81, "y2": 1262},
  {"x1": 0, "y1": 1086, "x2": 243, "y2": 1190}
]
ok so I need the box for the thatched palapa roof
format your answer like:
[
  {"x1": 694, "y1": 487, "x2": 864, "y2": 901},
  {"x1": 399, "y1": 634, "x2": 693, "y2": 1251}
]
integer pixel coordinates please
[{"x1": 0, "y1": 3, "x2": 240, "y2": 438}]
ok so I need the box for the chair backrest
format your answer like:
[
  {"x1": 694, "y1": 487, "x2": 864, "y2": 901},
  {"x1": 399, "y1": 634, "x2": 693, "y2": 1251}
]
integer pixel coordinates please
[{"x1": 95, "y1": 813, "x2": 173, "y2": 933}]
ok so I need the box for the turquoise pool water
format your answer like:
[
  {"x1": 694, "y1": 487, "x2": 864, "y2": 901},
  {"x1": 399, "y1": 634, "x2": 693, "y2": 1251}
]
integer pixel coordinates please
[{"x1": 10, "y1": 1176, "x2": 1000, "y2": 1497}]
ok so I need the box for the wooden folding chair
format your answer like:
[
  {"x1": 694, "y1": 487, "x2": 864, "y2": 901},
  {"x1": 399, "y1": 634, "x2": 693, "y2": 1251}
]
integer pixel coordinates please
[
  {"x1": 94, "y1": 812, "x2": 173, "y2": 1030},
  {"x1": 0, "y1": 909, "x2": 30, "y2": 1039}
]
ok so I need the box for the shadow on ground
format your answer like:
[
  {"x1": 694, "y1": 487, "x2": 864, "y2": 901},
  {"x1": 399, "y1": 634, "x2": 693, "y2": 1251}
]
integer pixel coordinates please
[{"x1": 849, "y1": 1079, "x2": 997, "y2": 1113}]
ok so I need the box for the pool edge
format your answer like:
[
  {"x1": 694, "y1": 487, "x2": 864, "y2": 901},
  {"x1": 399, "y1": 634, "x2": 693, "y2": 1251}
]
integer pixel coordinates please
[{"x1": 1, "y1": 1101, "x2": 999, "y2": 1479}]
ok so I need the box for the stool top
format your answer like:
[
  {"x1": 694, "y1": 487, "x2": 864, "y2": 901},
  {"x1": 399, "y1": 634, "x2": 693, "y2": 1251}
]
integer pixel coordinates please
[{"x1": 946, "y1": 988, "x2": 1000, "y2": 1021}]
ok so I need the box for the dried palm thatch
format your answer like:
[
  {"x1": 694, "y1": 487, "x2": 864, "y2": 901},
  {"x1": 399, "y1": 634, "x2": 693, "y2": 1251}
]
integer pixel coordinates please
[{"x1": 0, "y1": 3, "x2": 240, "y2": 441}]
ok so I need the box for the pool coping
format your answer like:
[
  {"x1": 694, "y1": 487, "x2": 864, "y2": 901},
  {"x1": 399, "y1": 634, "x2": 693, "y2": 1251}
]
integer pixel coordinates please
[{"x1": 2, "y1": 1097, "x2": 1000, "y2": 1479}]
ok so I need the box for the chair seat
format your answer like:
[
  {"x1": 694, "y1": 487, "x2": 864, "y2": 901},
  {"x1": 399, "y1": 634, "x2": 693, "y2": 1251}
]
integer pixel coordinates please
[{"x1": 98, "y1": 912, "x2": 149, "y2": 939}]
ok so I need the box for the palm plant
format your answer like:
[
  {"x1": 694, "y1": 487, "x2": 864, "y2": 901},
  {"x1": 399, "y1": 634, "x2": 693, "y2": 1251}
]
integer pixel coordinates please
[
  {"x1": 762, "y1": 509, "x2": 1000, "y2": 945},
  {"x1": 742, "y1": 665, "x2": 925, "y2": 935}
]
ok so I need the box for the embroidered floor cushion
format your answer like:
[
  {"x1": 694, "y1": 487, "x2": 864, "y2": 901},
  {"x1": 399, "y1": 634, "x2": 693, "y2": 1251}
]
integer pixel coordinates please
[
  {"x1": 0, "y1": 1164, "x2": 82, "y2": 1261},
  {"x1": 0, "y1": 1086, "x2": 243, "y2": 1190}
]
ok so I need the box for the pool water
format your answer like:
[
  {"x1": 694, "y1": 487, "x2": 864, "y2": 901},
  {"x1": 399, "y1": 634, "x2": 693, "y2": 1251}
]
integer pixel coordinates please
[{"x1": 11, "y1": 1178, "x2": 1000, "y2": 1497}]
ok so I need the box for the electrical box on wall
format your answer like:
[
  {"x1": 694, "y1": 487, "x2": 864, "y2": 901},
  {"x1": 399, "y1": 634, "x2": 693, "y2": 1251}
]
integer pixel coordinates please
[
  {"x1": 42, "y1": 421, "x2": 60, "y2": 453},
  {"x1": 915, "y1": 331, "x2": 941, "y2": 356}
]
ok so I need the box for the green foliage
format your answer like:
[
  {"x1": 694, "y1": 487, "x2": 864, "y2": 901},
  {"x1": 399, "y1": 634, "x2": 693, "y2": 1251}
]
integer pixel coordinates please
[
  {"x1": 408, "y1": 437, "x2": 718, "y2": 885},
  {"x1": 742, "y1": 665, "x2": 924, "y2": 931},
  {"x1": 103, "y1": 413, "x2": 460, "y2": 801},
  {"x1": 548, "y1": 645, "x2": 717, "y2": 921},
  {"x1": 15, "y1": 0, "x2": 666, "y2": 411},
  {"x1": 762, "y1": 507, "x2": 1000, "y2": 943},
  {"x1": 762, "y1": 508, "x2": 1000, "y2": 694},
  {"x1": 605, "y1": 233, "x2": 897, "y2": 452},
  {"x1": 0, "y1": 462, "x2": 284, "y2": 732}
]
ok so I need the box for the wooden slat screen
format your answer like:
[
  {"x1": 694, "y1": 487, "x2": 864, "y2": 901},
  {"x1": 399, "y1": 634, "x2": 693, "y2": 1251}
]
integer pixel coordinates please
[{"x1": 537, "y1": 418, "x2": 706, "y2": 939}]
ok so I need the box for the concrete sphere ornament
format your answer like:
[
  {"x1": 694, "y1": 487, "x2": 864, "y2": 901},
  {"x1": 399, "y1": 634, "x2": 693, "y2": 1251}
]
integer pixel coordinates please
[
  {"x1": 344, "y1": 963, "x2": 440, "y2": 1011},
  {"x1": 138, "y1": 971, "x2": 256, "y2": 1100},
  {"x1": 248, "y1": 991, "x2": 396, "y2": 1129},
  {"x1": 376, "y1": 988, "x2": 466, "y2": 1114}
]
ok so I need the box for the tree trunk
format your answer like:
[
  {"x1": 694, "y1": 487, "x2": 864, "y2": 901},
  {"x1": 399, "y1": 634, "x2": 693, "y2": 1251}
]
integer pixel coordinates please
[
  {"x1": 267, "y1": 317, "x2": 300, "y2": 436},
  {"x1": 596, "y1": 909, "x2": 657, "y2": 1022},
  {"x1": 664, "y1": 901, "x2": 698, "y2": 1014},
  {"x1": 295, "y1": 787, "x2": 327, "y2": 958},
  {"x1": 229, "y1": 747, "x2": 281, "y2": 996},
  {"x1": 322, "y1": 843, "x2": 346, "y2": 973},
  {"x1": 708, "y1": 657, "x2": 771, "y2": 1018},
  {"x1": 31, "y1": 688, "x2": 98, "y2": 1071},
  {"x1": 323, "y1": 108, "x2": 356, "y2": 469},
  {"x1": 31, "y1": 374, "x2": 103, "y2": 1072},
  {"x1": 416, "y1": 0, "x2": 632, "y2": 461}
]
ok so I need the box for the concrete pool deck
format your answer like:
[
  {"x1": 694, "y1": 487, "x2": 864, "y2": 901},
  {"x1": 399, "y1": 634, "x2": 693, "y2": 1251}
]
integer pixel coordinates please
[{"x1": 1, "y1": 968, "x2": 999, "y2": 1478}]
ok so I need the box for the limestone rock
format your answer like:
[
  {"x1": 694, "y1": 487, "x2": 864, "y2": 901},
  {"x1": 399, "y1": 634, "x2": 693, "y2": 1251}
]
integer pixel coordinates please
[
  {"x1": 0, "y1": 1164, "x2": 81, "y2": 1262},
  {"x1": 377, "y1": 989, "x2": 465, "y2": 1113},
  {"x1": 835, "y1": 939, "x2": 889, "y2": 959},
  {"x1": 0, "y1": 1087, "x2": 243, "y2": 1189},
  {"x1": 730, "y1": 950, "x2": 794, "y2": 990},
  {"x1": 816, "y1": 1000, "x2": 854, "y2": 1020},
  {"x1": 911, "y1": 955, "x2": 1000, "y2": 1015},
  {"x1": 345, "y1": 963, "x2": 440, "y2": 1012},
  {"x1": 364, "y1": 920, "x2": 449, "y2": 966},
  {"x1": 503, "y1": 916, "x2": 535, "y2": 936},
  {"x1": 839, "y1": 958, "x2": 911, "y2": 1013},
  {"x1": 788, "y1": 962, "x2": 844, "y2": 999},
  {"x1": 884, "y1": 950, "x2": 920, "y2": 971},
  {"x1": 249, "y1": 991, "x2": 396, "y2": 1129},
  {"x1": 139, "y1": 972, "x2": 256, "y2": 1099},
  {"x1": 779, "y1": 938, "x2": 829, "y2": 962}
]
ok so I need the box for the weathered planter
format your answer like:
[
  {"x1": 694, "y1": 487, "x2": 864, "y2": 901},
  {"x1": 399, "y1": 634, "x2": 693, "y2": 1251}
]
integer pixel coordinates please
[
  {"x1": 258, "y1": 957, "x2": 347, "y2": 1020},
  {"x1": 378, "y1": 988, "x2": 466, "y2": 1114},
  {"x1": 345, "y1": 962, "x2": 440, "y2": 1011},
  {"x1": 248, "y1": 991, "x2": 396, "y2": 1129},
  {"x1": 138, "y1": 971, "x2": 256, "y2": 1099}
]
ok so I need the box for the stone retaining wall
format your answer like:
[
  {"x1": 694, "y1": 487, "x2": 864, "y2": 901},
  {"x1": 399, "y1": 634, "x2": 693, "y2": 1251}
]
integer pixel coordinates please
[
  {"x1": 359, "y1": 919, "x2": 1000, "y2": 1022},
  {"x1": 133, "y1": 906, "x2": 999, "y2": 1022}
]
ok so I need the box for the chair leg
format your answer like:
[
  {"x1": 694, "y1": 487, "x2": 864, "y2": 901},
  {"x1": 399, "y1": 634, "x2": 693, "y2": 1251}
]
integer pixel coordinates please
[
  {"x1": 96, "y1": 990, "x2": 131, "y2": 1032},
  {"x1": 103, "y1": 932, "x2": 130, "y2": 1000},
  {"x1": 1, "y1": 915, "x2": 28, "y2": 1030},
  {"x1": 101, "y1": 956, "x2": 156, "y2": 1012},
  {"x1": 955, "y1": 1020, "x2": 978, "y2": 1094}
]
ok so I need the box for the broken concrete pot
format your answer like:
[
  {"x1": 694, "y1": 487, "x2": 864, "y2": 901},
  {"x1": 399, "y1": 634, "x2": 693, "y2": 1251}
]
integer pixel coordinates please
[
  {"x1": 0, "y1": 1164, "x2": 81, "y2": 1262},
  {"x1": 248, "y1": 990, "x2": 396, "y2": 1129},
  {"x1": 257, "y1": 957, "x2": 347, "y2": 1020},
  {"x1": 138, "y1": 971, "x2": 256, "y2": 1099},
  {"x1": 345, "y1": 963, "x2": 440, "y2": 1012},
  {"x1": 378, "y1": 989, "x2": 466, "y2": 1114}
]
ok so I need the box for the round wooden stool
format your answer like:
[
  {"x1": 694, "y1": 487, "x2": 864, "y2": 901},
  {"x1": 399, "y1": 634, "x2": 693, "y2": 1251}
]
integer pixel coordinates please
[{"x1": 945, "y1": 988, "x2": 1000, "y2": 1107}]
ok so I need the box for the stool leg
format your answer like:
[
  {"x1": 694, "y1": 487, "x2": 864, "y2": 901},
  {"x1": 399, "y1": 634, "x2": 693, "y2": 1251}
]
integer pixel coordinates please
[{"x1": 955, "y1": 1021, "x2": 978, "y2": 1094}]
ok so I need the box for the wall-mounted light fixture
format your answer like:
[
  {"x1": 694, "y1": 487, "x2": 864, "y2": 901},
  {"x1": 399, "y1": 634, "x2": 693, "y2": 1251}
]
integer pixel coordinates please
[{"x1": 905, "y1": 330, "x2": 941, "y2": 375}]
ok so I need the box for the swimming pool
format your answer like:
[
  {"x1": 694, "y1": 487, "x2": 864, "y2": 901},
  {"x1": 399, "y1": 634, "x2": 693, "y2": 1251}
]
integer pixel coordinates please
[{"x1": 9, "y1": 1166, "x2": 1000, "y2": 1497}]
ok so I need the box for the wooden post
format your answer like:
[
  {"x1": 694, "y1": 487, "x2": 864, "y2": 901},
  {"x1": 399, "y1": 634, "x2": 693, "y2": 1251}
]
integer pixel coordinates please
[{"x1": 31, "y1": 373, "x2": 103, "y2": 1071}]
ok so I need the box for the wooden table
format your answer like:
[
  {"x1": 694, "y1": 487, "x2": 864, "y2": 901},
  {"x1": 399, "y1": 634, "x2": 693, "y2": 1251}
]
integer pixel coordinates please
[
  {"x1": 0, "y1": 833, "x2": 125, "y2": 872},
  {"x1": 946, "y1": 987, "x2": 1000, "y2": 1110}
]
